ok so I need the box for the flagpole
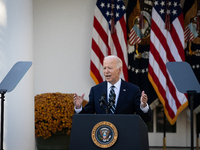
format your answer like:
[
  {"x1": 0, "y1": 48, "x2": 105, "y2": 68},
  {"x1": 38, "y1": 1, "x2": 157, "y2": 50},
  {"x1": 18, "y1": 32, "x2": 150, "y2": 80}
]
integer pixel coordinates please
[
  {"x1": 0, "y1": 91, "x2": 6, "y2": 150},
  {"x1": 163, "y1": 111, "x2": 166, "y2": 150},
  {"x1": 188, "y1": 91, "x2": 195, "y2": 150},
  {"x1": 196, "y1": 112, "x2": 199, "y2": 150},
  {"x1": 197, "y1": 134, "x2": 199, "y2": 150}
]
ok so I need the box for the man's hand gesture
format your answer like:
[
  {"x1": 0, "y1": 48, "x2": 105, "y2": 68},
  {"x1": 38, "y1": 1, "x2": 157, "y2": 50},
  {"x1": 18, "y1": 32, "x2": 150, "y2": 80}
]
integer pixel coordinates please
[
  {"x1": 73, "y1": 93, "x2": 85, "y2": 109},
  {"x1": 140, "y1": 91, "x2": 148, "y2": 108}
]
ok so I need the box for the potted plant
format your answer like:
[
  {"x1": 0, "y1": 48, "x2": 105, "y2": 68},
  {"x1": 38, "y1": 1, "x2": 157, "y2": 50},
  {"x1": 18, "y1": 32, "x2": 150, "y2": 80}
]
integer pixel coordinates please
[{"x1": 35, "y1": 92, "x2": 88, "y2": 150}]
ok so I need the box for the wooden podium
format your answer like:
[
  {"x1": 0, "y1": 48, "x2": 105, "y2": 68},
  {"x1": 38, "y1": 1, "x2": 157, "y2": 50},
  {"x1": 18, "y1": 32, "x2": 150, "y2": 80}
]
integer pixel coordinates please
[{"x1": 69, "y1": 114, "x2": 149, "y2": 150}]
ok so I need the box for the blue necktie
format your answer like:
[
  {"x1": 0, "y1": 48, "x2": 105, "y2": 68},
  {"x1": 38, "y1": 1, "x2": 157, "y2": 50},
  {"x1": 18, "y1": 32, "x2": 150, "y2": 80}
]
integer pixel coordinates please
[{"x1": 109, "y1": 85, "x2": 116, "y2": 114}]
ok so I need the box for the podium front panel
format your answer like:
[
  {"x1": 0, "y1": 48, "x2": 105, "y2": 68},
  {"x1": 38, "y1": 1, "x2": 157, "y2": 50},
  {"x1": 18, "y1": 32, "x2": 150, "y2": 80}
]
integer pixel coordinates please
[{"x1": 69, "y1": 114, "x2": 149, "y2": 150}]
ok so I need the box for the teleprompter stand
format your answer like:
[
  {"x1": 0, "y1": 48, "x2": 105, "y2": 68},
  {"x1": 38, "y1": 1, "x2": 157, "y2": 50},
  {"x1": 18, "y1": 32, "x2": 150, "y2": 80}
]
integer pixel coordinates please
[
  {"x1": 69, "y1": 114, "x2": 149, "y2": 150},
  {"x1": 166, "y1": 61, "x2": 200, "y2": 150},
  {"x1": 0, "y1": 61, "x2": 32, "y2": 150}
]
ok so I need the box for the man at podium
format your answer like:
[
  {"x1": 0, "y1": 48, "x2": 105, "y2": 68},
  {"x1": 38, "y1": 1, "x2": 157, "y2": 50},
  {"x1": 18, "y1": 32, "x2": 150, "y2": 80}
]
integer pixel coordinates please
[{"x1": 74, "y1": 55, "x2": 152, "y2": 122}]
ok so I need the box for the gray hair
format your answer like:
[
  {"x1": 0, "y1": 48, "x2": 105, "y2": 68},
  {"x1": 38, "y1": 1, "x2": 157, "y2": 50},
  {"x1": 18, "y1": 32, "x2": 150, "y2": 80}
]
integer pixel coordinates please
[{"x1": 104, "y1": 55, "x2": 122, "y2": 68}]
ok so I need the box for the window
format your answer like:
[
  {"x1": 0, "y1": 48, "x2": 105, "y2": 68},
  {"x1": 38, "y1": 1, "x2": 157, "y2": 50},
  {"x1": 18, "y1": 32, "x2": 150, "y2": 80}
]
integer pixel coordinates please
[
  {"x1": 156, "y1": 105, "x2": 176, "y2": 133},
  {"x1": 145, "y1": 111, "x2": 153, "y2": 132}
]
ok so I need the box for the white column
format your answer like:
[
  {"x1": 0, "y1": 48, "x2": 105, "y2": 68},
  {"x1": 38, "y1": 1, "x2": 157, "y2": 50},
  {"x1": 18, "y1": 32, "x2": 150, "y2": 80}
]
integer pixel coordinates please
[{"x1": 0, "y1": 0, "x2": 34, "y2": 150}]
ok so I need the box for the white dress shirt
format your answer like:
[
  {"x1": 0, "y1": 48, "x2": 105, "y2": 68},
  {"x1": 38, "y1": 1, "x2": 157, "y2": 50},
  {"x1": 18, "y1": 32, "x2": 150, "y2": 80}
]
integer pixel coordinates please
[{"x1": 107, "y1": 79, "x2": 121, "y2": 106}]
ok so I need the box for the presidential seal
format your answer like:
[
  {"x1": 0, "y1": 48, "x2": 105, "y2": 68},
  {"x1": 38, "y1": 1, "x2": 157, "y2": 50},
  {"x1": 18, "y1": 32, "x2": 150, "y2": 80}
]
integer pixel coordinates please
[{"x1": 91, "y1": 121, "x2": 118, "y2": 148}]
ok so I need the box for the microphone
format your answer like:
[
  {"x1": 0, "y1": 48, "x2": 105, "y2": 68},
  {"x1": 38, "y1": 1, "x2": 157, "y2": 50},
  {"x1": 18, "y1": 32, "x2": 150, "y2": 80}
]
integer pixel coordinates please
[{"x1": 99, "y1": 93, "x2": 106, "y2": 107}]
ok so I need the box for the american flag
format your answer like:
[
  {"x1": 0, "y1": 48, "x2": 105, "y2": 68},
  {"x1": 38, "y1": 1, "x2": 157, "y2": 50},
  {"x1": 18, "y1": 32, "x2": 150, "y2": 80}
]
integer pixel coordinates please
[
  {"x1": 148, "y1": 0, "x2": 188, "y2": 125},
  {"x1": 90, "y1": 0, "x2": 128, "y2": 84}
]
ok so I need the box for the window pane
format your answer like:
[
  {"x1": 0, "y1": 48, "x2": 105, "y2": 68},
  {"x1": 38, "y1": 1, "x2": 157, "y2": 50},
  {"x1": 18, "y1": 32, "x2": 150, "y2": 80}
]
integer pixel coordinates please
[
  {"x1": 145, "y1": 111, "x2": 153, "y2": 132},
  {"x1": 156, "y1": 106, "x2": 176, "y2": 133}
]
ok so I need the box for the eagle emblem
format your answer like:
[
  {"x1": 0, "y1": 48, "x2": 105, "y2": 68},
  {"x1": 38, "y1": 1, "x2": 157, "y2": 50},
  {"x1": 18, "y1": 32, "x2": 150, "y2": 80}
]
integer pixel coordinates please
[
  {"x1": 99, "y1": 128, "x2": 111, "y2": 142},
  {"x1": 91, "y1": 121, "x2": 118, "y2": 148}
]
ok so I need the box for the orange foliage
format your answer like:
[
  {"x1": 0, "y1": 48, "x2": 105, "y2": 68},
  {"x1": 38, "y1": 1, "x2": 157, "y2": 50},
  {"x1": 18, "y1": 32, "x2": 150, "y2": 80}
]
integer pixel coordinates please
[{"x1": 35, "y1": 93, "x2": 88, "y2": 139}]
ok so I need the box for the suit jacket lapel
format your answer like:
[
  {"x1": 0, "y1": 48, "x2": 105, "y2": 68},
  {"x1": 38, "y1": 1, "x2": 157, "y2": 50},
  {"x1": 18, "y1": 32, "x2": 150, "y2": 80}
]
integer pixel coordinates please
[{"x1": 115, "y1": 80, "x2": 128, "y2": 113}]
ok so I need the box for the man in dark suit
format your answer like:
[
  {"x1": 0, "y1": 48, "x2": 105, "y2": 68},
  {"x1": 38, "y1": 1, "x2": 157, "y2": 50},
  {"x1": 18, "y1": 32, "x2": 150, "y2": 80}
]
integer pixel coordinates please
[{"x1": 74, "y1": 55, "x2": 152, "y2": 122}]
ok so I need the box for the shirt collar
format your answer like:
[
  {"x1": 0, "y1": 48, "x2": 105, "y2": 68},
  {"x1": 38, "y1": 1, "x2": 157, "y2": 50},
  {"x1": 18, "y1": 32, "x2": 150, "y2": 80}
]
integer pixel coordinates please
[{"x1": 107, "y1": 78, "x2": 121, "y2": 90}]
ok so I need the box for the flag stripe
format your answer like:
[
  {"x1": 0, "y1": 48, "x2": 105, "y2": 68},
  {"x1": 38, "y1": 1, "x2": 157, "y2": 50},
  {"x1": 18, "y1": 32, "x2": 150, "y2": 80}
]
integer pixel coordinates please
[
  {"x1": 129, "y1": 27, "x2": 141, "y2": 45},
  {"x1": 148, "y1": 0, "x2": 188, "y2": 125},
  {"x1": 148, "y1": 63, "x2": 175, "y2": 118},
  {"x1": 119, "y1": 17, "x2": 128, "y2": 66},
  {"x1": 111, "y1": 33, "x2": 128, "y2": 80},
  {"x1": 90, "y1": 61, "x2": 103, "y2": 84},
  {"x1": 184, "y1": 23, "x2": 198, "y2": 42},
  {"x1": 90, "y1": 0, "x2": 128, "y2": 84},
  {"x1": 119, "y1": 16, "x2": 127, "y2": 48},
  {"x1": 92, "y1": 28, "x2": 108, "y2": 57},
  {"x1": 149, "y1": 41, "x2": 180, "y2": 117},
  {"x1": 93, "y1": 16, "x2": 110, "y2": 54},
  {"x1": 149, "y1": 39, "x2": 187, "y2": 115},
  {"x1": 170, "y1": 17, "x2": 185, "y2": 60},
  {"x1": 151, "y1": 19, "x2": 174, "y2": 61},
  {"x1": 91, "y1": 38, "x2": 104, "y2": 65},
  {"x1": 91, "y1": 50, "x2": 104, "y2": 79}
]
